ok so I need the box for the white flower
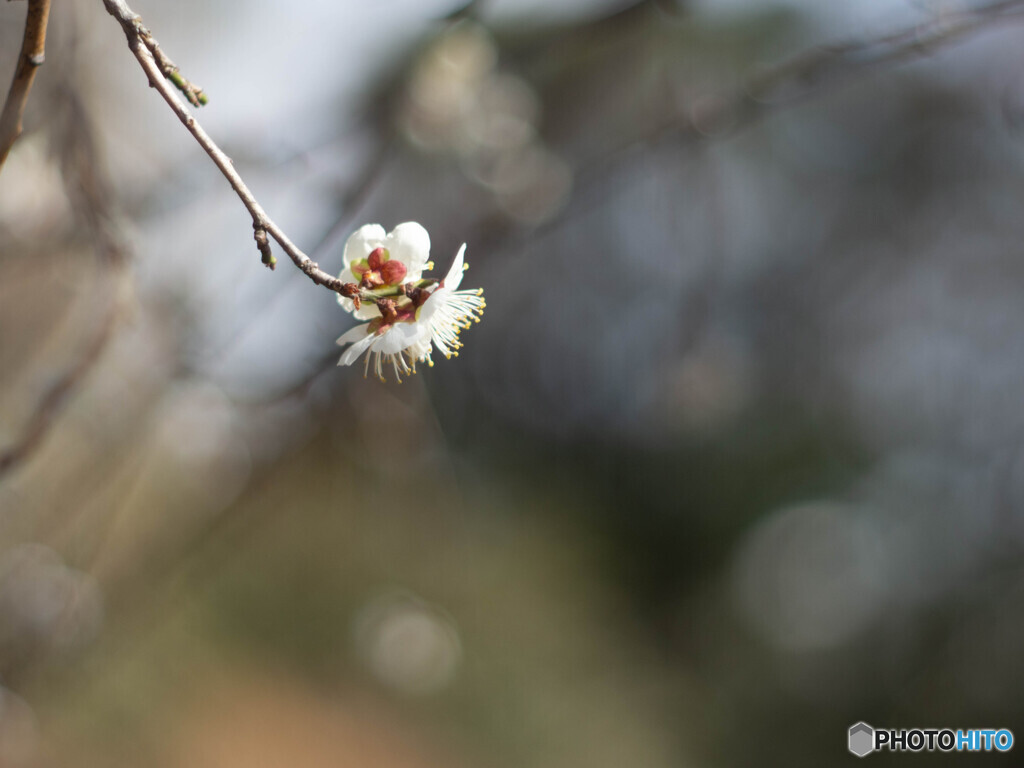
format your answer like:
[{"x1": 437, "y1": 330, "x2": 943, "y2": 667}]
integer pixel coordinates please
[
  {"x1": 337, "y1": 222, "x2": 431, "y2": 320},
  {"x1": 418, "y1": 243, "x2": 486, "y2": 362},
  {"x1": 336, "y1": 239, "x2": 485, "y2": 382},
  {"x1": 335, "y1": 318, "x2": 430, "y2": 382}
]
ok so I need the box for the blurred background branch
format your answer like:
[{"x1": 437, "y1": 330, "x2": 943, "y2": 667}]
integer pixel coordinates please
[
  {"x1": 674, "y1": 0, "x2": 1024, "y2": 139},
  {"x1": 0, "y1": 86, "x2": 131, "y2": 479}
]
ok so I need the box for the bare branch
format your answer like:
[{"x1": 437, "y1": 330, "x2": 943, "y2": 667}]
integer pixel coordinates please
[
  {"x1": 0, "y1": 0, "x2": 52, "y2": 173},
  {"x1": 100, "y1": 0, "x2": 365, "y2": 301},
  {"x1": 137, "y1": 23, "x2": 208, "y2": 107}
]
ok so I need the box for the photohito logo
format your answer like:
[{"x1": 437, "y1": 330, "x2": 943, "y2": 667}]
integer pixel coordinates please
[{"x1": 848, "y1": 723, "x2": 1014, "y2": 757}]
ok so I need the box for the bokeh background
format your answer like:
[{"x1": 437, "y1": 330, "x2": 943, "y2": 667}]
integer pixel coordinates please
[{"x1": 3, "y1": 0, "x2": 1024, "y2": 765}]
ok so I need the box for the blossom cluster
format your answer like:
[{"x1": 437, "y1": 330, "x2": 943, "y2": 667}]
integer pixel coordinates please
[{"x1": 335, "y1": 222, "x2": 485, "y2": 381}]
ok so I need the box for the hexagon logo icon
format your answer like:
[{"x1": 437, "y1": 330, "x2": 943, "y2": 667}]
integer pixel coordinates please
[{"x1": 849, "y1": 722, "x2": 875, "y2": 757}]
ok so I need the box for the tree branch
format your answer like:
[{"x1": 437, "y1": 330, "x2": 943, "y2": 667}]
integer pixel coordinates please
[
  {"x1": 136, "y1": 21, "x2": 208, "y2": 107},
  {"x1": 0, "y1": 0, "x2": 52, "y2": 173},
  {"x1": 100, "y1": 0, "x2": 364, "y2": 300}
]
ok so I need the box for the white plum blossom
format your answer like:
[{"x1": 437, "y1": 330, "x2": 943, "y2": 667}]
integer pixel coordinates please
[
  {"x1": 417, "y1": 244, "x2": 486, "y2": 360},
  {"x1": 337, "y1": 222, "x2": 432, "y2": 320},
  {"x1": 336, "y1": 317, "x2": 430, "y2": 382},
  {"x1": 336, "y1": 232, "x2": 485, "y2": 382}
]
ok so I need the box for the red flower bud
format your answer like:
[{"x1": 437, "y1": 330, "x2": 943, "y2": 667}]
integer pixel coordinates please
[
  {"x1": 367, "y1": 247, "x2": 388, "y2": 270},
  {"x1": 380, "y1": 259, "x2": 408, "y2": 285}
]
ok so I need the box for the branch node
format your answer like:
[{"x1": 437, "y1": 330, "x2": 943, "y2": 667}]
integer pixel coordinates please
[{"x1": 254, "y1": 226, "x2": 276, "y2": 269}]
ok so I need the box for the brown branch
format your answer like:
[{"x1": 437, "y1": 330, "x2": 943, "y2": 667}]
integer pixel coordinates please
[
  {"x1": 0, "y1": 0, "x2": 52, "y2": 173},
  {"x1": 100, "y1": 0, "x2": 364, "y2": 301},
  {"x1": 136, "y1": 25, "x2": 208, "y2": 107}
]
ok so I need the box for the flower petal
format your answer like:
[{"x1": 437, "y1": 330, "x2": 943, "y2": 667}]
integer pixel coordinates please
[
  {"x1": 417, "y1": 285, "x2": 447, "y2": 324},
  {"x1": 336, "y1": 323, "x2": 372, "y2": 346},
  {"x1": 384, "y1": 222, "x2": 431, "y2": 278},
  {"x1": 415, "y1": 243, "x2": 466, "y2": 322},
  {"x1": 342, "y1": 224, "x2": 386, "y2": 270},
  {"x1": 443, "y1": 243, "x2": 467, "y2": 291},
  {"x1": 373, "y1": 322, "x2": 429, "y2": 355},
  {"x1": 338, "y1": 332, "x2": 376, "y2": 366}
]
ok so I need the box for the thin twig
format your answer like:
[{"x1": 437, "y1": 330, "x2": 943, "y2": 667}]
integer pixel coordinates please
[
  {"x1": 100, "y1": 0, "x2": 364, "y2": 302},
  {"x1": 205, "y1": 135, "x2": 395, "y2": 365},
  {"x1": 0, "y1": 0, "x2": 52, "y2": 173},
  {"x1": 137, "y1": 24, "x2": 208, "y2": 107}
]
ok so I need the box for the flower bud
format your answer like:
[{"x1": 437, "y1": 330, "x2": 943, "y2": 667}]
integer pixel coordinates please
[
  {"x1": 381, "y1": 259, "x2": 408, "y2": 285},
  {"x1": 367, "y1": 247, "x2": 389, "y2": 270}
]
